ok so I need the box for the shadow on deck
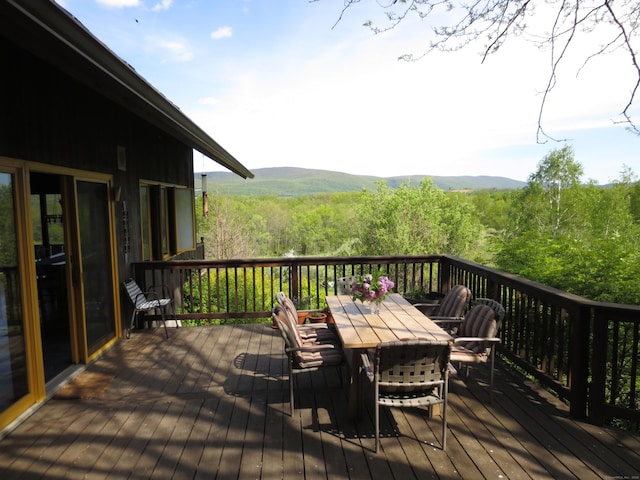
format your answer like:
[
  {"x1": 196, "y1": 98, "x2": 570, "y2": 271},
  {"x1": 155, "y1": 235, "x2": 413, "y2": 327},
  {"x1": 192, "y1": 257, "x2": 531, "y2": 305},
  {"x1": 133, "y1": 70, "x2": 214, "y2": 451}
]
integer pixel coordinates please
[{"x1": 1, "y1": 325, "x2": 638, "y2": 479}]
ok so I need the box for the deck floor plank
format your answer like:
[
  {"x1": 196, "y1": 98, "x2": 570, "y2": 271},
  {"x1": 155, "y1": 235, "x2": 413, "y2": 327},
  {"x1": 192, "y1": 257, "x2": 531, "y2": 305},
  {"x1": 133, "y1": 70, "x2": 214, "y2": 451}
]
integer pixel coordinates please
[
  {"x1": 448, "y1": 382, "x2": 532, "y2": 479},
  {"x1": 1, "y1": 324, "x2": 638, "y2": 480},
  {"x1": 24, "y1": 402, "x2": 101, "y2": 479},
  {"x1": 172, "y1": 396, "x2": 218, "y2": 479}
]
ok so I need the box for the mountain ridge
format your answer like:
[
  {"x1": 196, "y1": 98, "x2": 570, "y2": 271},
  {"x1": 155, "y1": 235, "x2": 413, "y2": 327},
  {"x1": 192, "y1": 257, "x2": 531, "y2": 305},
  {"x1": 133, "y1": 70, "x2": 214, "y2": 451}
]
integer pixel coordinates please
[{"x1": 196, "y1": 167, "x2": 526, "y2": 196}]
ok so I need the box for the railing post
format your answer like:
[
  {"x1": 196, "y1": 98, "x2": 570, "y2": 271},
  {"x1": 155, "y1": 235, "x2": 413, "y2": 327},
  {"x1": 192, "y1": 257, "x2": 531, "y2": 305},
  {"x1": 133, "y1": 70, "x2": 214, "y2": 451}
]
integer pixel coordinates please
[
  {"x1": 569, "y1": 304, "x2": 591, "y2": 420},
  {"x1": 439, "y1": 257, "x2": 452, "y2": 292},
  {"x1": 589, "y1": 307, "x2": 607, "y2": 425},
  {"x1": 289, "y1": 260, "x2": 299, "y2": 300},
  {"x1": 486, "y1": 278, "x2": 499, "y2": 301}
]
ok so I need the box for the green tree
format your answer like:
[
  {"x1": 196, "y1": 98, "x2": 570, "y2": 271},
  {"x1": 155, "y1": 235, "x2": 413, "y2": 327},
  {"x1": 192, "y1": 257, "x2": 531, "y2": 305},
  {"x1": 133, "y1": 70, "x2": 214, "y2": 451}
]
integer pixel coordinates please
[
  {"x1": 468, "y1": 189, "x2": 512, "y2": 232},
  {"x1": 355, "y1": 178, "x2": 483, "y2": 258},
  {"x1": 505, "y1": 146, "x2": 584, "y2": 239},
  {"x1": 198, "y1": 193, "x2": 257, "y2": 259},
  {"x1": 497, "y1": 149, "x2": 640, "y2": 303}
]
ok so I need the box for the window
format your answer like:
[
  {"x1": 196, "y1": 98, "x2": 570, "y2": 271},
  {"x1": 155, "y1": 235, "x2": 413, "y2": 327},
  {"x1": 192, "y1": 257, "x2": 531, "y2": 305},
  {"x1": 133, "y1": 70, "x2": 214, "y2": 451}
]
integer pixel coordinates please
[
  {"x1": 175, "y1": 188, "x2": 195, "y2": 252},
  {"x1": 139, "y1": 185, "x2": 151, "y2": 261},
  {"x1": 159, "y1": 186, "x2": 169, "y2": 258},
  {"x1": 139, "y1": 183, "x2": 196, "y2": 259}
]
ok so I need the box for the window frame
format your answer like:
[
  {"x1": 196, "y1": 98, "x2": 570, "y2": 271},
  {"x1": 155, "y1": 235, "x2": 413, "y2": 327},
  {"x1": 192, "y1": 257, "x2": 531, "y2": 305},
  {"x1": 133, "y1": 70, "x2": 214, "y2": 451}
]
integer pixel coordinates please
[{"x1": 139, "y1": 181, "x2": 196, "y2": 260}]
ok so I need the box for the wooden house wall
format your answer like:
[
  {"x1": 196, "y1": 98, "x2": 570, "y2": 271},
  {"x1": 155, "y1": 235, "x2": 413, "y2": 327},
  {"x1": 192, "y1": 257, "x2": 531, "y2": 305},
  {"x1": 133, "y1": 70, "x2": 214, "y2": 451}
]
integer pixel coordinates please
[{"x1": 0, "y1": 36, "x2": 195, "y2": 278}]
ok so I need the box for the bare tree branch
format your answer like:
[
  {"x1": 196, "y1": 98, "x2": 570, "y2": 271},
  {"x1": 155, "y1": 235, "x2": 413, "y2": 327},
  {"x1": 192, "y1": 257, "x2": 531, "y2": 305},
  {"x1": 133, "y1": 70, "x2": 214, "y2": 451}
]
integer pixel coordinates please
[
  {"x1": 330, "y1": 0, "x2": 640, "y2": 139},
  {"x1": 604, "y1": 0, "x2": 640, "y2": 132}
]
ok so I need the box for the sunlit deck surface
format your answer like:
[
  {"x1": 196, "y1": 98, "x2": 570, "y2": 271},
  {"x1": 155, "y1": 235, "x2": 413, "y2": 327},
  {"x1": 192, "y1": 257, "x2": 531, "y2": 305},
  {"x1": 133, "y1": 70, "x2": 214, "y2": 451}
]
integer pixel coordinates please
[{"x1": 1, "y1": 324, "x2": 639, "y2": 479}]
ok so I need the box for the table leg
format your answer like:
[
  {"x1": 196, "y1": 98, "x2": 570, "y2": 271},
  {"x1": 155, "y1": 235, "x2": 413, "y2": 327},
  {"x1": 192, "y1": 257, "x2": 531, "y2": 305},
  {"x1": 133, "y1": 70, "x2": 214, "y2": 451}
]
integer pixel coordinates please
[{"x1": 347, "y1": 348, "x2": 364, "y2": 419}]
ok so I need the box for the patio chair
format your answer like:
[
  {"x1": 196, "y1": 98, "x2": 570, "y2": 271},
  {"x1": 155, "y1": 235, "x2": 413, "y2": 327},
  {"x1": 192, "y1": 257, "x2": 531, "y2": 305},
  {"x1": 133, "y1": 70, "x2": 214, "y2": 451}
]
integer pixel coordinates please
[
  {"x1": 362, "y1": 338, "x2": 452, "y2": 453},
  {"x1": 272, "y1": 305, "x2": 345, "y2": 415},
  {"x1": 275, "y1": 292, "x2": 338, "y2": 343},
  {"x1": 122, "y1": 278, "x2": 175, "y2": 339},
  {"x1": 473, "y1": 298, "x2": 506, "y2": 322},
  {"x1": 449, "y1": 303, "x2": 503, "y2": 402},
  {"x1": 413, "y1": 284, "x2": 472, "y2": 321}
]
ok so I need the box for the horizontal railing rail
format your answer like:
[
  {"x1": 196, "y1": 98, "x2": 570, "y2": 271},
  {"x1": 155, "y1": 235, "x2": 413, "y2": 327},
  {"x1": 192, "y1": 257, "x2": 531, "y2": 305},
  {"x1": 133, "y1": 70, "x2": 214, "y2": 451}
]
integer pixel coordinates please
[
  {"x1": 133, "y1": 255, "x2": 443, "y2": 318},
  {"x1": 132, "y1": 254, "x2": 640, "y2": 429}
]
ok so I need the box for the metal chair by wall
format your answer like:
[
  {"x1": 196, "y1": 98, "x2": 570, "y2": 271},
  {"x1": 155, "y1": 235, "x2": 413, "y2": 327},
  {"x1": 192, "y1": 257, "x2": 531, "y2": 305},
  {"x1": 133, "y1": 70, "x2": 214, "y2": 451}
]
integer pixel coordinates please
[{"x1": 122, "y1": 279, "x2": 175, "y2": 339}]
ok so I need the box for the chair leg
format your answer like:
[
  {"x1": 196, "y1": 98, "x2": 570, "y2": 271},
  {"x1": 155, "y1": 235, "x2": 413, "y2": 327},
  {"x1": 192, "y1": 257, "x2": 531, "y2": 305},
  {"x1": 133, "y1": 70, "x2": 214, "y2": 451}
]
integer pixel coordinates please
[
  {"x1": 160, "y1": 307, "x2": 169, "y2": 339},
  {"x1": 167, "y1": 303, "x2": 179, "y2": 328},
  {"x1": 442, "y1": 376, "x2": 448, "y2": 451},
  {"x1": 169, "y1": 303, "x2": 179, "y2": 328},
  {"x1": 374, "y1": 384, "x2": 380, "y2": 453},
  {"x1": 128, "y1": 311, "x2": 138, "y2": 338},
  {"x1": 289, "y1": 355, "x2": 295, "y2": 416},
  {"x1": 489, "y1": 348, "x2": 495, "y2": 403}
]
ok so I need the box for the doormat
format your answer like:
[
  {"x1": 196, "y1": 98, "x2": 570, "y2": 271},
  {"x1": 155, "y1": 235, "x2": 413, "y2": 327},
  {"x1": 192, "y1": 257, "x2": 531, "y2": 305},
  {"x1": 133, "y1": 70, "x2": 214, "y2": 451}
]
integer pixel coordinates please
[{"x1": 53, "y1": 371, "x2": 115, "y2": 400}]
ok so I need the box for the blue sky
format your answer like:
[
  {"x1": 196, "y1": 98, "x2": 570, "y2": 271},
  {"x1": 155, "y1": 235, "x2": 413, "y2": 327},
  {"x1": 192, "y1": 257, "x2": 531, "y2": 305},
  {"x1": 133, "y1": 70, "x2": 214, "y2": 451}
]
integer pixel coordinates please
[{"x1": 56, "y1": 0, "x2": 639, "y2": 183}]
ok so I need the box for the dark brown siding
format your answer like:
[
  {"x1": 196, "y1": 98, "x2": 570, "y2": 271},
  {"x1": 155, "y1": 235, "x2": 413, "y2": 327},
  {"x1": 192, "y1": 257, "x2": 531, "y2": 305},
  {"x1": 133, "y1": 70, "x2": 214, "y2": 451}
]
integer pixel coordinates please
[{"x1": 0, "y1": 36, "x2": 195, "y2": 272}]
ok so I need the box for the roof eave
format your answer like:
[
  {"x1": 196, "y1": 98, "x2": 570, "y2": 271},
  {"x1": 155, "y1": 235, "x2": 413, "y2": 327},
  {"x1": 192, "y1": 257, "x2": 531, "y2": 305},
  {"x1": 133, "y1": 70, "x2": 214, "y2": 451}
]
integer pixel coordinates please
[{"x1": 2, "y1": 0, "x2": 253, "y2": 179}]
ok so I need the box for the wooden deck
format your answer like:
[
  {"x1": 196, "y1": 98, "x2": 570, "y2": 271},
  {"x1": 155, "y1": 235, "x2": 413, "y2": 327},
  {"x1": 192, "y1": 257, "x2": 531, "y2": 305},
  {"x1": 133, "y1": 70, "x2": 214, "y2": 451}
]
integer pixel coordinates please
[{"x1": 1, "y1": 324, "x2": 638, "y2": 479}]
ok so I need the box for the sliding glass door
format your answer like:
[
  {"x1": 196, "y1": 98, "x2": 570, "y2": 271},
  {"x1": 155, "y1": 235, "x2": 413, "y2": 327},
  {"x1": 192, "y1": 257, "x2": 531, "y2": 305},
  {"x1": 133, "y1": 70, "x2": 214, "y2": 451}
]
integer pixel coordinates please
[
  {"x1": 0, "y1": 172, "x2": 29, "y2": 412},
  {"x1": 75, "y1": 180, "x2": 116, "y2": 353}
]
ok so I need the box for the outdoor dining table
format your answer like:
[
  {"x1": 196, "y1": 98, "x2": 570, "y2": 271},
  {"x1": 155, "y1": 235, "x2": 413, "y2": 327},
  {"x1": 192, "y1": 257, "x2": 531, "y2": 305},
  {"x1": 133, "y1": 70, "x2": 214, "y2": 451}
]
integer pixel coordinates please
[{"x1": 325, "y1": 293, "x2": 453, "y2": 418}]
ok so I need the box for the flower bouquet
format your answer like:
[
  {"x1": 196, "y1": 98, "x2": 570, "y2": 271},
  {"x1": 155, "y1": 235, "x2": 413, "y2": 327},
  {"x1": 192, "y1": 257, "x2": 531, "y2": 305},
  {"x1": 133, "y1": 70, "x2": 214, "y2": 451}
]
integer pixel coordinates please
[{"x1": 351, "y1": 270, "x2": 395, "y2": 314}]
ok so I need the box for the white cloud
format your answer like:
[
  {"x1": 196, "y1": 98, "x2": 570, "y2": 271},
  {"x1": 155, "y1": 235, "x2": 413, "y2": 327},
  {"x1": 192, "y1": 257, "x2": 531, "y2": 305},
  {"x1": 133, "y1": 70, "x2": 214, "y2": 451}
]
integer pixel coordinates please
[
  {"x1": 95, "y1": 0, "x2": 171, "y2": 11},
  {"x1": 198, "y1": 97, "x2": 220, "y2": 106},
  {"x1": 188, "y1": 21, "x2": 639, "y2": 183},
  {"x1": 146, "y1": 35, "x2": 194, "y2": 62},
  {"x1": 83, "y1": 0, "x2": 630, "y2": 183},
  {"x1": 151, "y1": 0, "x2": 172, "y2": 12},
  {"x1": 210, "y1": 26, "x2": 233, "y2": 40},
  {"x1": 96, "y1": 0, "x2": 140, "y2": 8}
]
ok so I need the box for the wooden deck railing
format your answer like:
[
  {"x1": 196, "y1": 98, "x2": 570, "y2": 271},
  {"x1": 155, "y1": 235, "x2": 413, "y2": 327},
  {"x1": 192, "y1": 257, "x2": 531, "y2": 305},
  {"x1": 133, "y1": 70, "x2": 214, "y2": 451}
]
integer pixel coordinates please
[{"x1": 132, "y1": 254, "x2": 640, "y2": 429}]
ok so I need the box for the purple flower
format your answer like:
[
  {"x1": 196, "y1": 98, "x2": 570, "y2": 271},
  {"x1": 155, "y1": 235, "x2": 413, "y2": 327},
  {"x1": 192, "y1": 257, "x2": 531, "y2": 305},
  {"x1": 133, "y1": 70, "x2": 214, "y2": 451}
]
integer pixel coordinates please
[{"x1": 351, "y1": 271, "x2": 394, "y2": 303}]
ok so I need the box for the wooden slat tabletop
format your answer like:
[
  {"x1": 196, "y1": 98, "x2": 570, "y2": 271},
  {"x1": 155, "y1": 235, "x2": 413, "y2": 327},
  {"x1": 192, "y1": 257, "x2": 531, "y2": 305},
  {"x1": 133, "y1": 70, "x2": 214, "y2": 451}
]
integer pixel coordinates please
[{"x1": 326, "y1": 293, "x2": 451, "y2": 349}]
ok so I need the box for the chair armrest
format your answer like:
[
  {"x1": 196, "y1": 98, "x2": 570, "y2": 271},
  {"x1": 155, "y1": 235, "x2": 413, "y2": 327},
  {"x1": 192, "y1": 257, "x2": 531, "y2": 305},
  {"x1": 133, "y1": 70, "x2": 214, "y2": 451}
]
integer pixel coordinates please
[
  {"x1": 454, "y1": 337, "x2": 500, "y2": 344},
  {"x1": 135, "y1": 292, "x2": 161, "y2": 305},
  {"x1": 286, "y1": 343, "x2": 337, "y2": 353},
  {"x1": 149, "y1": 284, "x2": 172, "y2": 299},
  {"x1": 412, "y1": 301, "x2": 439, "y2": 307},
  {"x1": 430, "y1": 316, "x2": 464, "y2": 323}
]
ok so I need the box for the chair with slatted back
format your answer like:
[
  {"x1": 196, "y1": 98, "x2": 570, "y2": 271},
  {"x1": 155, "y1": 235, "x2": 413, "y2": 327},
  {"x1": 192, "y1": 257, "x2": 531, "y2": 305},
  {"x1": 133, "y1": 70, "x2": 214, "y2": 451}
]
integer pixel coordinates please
[
  {"x1": 449, "y1": 303, "x2": 503, "y2": 401},
  {"x1": 275, "y1": 292, "x2": 338, "y2": 343},
  {"x1": 413, "y1": 284, "x2": 472, "y2": 322},
  {"x1": 361, "y1": 338, "x2": 452, "y2": 453},
  {"x1": 473, "y1": 298, "x2": 506, "y2": 323},
  {"x1": 272, "y1": 305, "x2": 345, "y2": 415},
  {"x1": 122, "y1": 278, "x2": 174, "y2": 339}
]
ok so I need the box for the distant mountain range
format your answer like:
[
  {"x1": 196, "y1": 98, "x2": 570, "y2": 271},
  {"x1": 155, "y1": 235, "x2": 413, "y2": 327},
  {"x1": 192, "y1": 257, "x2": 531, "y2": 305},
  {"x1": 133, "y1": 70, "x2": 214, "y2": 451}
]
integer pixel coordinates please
[{"x1": 195, "y1": 167, "x2": 526, "y2": 196}]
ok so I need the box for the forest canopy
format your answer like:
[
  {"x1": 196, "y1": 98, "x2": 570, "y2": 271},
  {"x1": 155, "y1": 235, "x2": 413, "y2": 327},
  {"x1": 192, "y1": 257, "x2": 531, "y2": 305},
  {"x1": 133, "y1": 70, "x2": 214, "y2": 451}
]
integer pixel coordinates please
[{"x1": 197, "y1": 146, "x2": 640, "y2": 305}]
